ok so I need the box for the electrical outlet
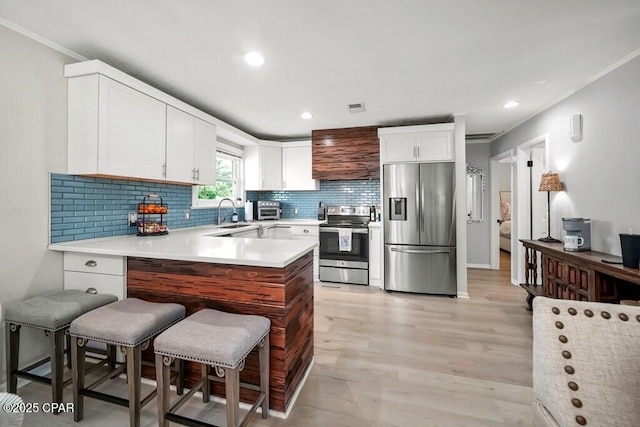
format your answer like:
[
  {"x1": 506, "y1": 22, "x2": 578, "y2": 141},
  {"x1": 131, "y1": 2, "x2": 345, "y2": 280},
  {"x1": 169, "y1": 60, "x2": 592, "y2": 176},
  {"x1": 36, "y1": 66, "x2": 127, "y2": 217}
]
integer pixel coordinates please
[
  {"x1": 128, "y1": 212, "x2": 137, "y2": 226},
  {"x1": 184, "y1": 210, "x2": 190, "y2": 221},
  {"x1": 294, "y1": 207, "x2": 299, "y2": 215}
]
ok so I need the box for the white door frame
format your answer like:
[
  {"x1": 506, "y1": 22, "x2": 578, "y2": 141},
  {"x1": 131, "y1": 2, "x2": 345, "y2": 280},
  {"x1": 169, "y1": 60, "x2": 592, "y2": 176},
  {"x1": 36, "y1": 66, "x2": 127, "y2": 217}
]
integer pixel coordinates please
[
  {"x1": 515, "y1": 134, "x2": 548, "y2": 285},
  {"x1": 490, "y1": 135, "x2": 549, "y2": 286}
]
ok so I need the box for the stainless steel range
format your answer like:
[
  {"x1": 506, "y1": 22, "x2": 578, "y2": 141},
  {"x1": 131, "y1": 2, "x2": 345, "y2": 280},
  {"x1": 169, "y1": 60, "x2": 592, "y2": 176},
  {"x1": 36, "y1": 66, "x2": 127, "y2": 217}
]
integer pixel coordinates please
[{"x1": 319, "y1": 206, "x2": 370, "y2": 285}]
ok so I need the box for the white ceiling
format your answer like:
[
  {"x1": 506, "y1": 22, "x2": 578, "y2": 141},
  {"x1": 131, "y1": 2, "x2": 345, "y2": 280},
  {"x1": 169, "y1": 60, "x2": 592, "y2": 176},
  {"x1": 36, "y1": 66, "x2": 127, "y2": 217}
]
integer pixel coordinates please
[{"x1": 2, "y1": 1, "x2": 640, "y2": 141}]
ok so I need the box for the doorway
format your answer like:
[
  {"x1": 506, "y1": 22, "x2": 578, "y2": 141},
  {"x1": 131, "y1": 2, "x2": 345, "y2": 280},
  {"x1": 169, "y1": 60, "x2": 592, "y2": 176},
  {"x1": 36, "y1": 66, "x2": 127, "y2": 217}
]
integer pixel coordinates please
[
  {"x1": 490, "y1": 149, "x2": 516, "y2": 283},
  {"x1": 490, "y1": 135, "x2": 548, "y2": 286}
]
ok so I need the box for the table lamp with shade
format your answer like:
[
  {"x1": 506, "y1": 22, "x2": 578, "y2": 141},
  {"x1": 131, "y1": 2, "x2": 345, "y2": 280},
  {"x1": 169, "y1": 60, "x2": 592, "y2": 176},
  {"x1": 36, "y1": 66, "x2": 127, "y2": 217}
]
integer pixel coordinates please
[{"x1": 538, "y1": 172, "x2": 563, "y2": 243}]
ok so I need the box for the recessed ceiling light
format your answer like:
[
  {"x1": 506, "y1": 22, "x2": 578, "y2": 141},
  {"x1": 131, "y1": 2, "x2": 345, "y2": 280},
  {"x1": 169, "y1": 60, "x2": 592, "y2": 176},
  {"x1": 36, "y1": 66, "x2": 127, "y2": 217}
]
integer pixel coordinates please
[
  {"x1": 243, "y1": 51, "x2": 265, "y2": 67},
  {"x1": 300, "y1": 112, "x2": 313, "y2": 120},
  {"x1": 503, "y1": 101, "x2": 520, "y2": 109}
]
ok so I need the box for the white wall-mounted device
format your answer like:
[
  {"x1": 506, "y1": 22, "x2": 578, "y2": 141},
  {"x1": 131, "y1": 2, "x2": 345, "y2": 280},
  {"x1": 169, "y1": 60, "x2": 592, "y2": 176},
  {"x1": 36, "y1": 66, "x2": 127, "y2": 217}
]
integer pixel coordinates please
[{"x1": 570, "y1": 113, "x2": 583, "y2": 142}]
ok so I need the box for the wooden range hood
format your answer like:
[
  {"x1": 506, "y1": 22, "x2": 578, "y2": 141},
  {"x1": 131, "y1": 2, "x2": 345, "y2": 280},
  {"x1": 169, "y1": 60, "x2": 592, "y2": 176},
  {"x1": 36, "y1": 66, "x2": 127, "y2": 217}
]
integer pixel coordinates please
[{"x1": 311, "y1": 126, "x2": 380, "y2": 180}]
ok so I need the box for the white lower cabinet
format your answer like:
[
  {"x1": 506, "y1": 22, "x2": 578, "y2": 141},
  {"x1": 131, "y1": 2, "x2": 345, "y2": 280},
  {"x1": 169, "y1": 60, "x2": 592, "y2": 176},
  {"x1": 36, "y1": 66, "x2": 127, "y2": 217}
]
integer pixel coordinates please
[
  {"x1": 265, "y1": 224, "x2": 319, "y2": 281},
  {"x1": 369, "y1": 225, "x2": 382, "y2": 287},
  {"x1": 231, "y1": 228, "x2": 260, "y2": 238},
  {"x1": 63, "y1": 253, "x2": 126, "y2": 300},
  {"x1": 290, "y1": 225, "x2": 319, "y2": 281},
  {"x1": 267, "y1": 225, "x2": 292, "y2": 240}
]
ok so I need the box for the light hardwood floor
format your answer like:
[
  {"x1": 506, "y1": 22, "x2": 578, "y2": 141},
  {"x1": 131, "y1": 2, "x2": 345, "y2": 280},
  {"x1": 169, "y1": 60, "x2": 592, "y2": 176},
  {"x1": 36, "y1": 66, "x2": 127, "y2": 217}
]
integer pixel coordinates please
[{"x1": 18, "y1": 252, "x2": 533, "y2": 426}]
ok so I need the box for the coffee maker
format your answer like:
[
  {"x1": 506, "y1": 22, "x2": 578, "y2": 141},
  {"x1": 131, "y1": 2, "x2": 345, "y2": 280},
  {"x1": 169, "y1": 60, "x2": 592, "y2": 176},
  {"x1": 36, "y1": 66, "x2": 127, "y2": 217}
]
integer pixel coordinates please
[{"x1": 562, "y1": 218, "x2": 591, "y2": 251}]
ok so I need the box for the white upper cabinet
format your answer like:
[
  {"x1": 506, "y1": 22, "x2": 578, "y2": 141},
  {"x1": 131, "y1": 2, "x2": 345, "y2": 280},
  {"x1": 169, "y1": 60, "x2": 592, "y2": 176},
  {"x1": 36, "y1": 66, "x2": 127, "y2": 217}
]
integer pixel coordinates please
[
  {"x1": 378, "y1": 123, "x2": 454, "y2": 163},
  {"x1": 66, "y1": 60, "x2": 218, "y2": 184},
  {"x1": 194, "y1": 118, "x2": 217, "y2": 184},
  {"x1": 166, "y1": 106, "x2": 195, "y2": 183},
  {"x1": 244, "y1": 143, "x2": 282, "y2": 190},
  {"x1": 282, "y1": 142, "x2": 319, "y2": 191},
  {"x1": 166, "y1": 106, "x2": 217, "y2": 184},
  {"x1": 69, "y1": 75, "x2": 167, "y2": 180}
]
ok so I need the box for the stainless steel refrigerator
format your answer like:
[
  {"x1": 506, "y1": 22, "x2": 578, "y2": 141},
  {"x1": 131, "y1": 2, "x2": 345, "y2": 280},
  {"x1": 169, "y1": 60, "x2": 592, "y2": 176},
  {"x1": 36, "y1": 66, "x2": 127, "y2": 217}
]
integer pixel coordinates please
[{"x1": 383, "y1": 163, "x2": 457, "y2": 295}]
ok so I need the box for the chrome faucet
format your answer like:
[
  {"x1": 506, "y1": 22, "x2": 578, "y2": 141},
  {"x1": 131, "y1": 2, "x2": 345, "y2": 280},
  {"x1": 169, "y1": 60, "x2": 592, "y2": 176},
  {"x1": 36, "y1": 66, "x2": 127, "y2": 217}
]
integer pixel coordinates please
[{"x1": 217, "y1": 198, "x2": 237, "y2": 225}]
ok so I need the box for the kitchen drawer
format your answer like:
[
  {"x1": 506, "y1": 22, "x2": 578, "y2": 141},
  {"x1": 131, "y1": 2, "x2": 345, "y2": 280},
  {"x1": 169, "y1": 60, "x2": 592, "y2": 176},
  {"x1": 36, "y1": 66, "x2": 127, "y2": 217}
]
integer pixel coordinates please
[
  {"x1": 290, "y1": 225, "x2": 319, "y2": 237},
  {"x1": 64, "y1": 252, "x2": 125, "y2": 275},
  {"x1": 64, "y1": 271, "x2": 125, "y2": 300}
]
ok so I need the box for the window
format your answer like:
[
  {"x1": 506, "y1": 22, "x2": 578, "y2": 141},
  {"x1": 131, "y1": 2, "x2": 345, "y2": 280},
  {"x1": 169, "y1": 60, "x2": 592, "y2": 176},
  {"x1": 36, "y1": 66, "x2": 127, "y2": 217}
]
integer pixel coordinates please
[{"x1": 192, "y1": 149, "x2": 243, "y2": 208}]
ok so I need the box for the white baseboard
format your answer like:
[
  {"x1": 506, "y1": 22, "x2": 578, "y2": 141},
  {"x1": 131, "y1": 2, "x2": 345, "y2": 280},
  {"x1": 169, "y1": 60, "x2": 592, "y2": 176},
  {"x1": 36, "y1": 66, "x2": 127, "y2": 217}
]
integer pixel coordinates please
[
  {"x1": 467, "y1": 263, "x2": 491, "y2": 269},
  {"x1": 457, "y1": 291, "x2": 470, "y2": 299}
]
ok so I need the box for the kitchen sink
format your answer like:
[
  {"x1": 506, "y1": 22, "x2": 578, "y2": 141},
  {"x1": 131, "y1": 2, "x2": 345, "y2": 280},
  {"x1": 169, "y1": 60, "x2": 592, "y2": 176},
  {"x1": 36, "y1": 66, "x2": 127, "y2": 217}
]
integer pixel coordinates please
[{"x1": 217, "y1": 223, "x2": 251, "y2": 229}]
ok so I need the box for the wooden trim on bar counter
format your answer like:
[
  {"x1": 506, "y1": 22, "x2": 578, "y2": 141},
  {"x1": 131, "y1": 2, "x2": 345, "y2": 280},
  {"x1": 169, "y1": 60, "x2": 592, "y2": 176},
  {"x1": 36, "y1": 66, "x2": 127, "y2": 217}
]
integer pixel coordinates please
[
  {"x1": 126, "y1": 251, "x2": 314, "y2": 413},
  {"x1": 519, "y1": 240, "x2": 640, "y2": 310}
]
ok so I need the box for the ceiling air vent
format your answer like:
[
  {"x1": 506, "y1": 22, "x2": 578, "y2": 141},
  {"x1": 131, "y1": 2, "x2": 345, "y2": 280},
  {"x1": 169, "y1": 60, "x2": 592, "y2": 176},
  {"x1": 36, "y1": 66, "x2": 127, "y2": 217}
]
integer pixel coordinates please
[{"x1": 348, "y1": 103, "x2": 366, "y2": 113}]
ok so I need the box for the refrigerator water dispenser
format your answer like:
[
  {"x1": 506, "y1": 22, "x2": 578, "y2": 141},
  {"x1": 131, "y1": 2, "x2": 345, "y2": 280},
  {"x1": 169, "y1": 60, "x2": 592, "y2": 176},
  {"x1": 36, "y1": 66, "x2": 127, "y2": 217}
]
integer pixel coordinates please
[{"x1": 389, "y1": 198, "x2": 407, "y2": 221}]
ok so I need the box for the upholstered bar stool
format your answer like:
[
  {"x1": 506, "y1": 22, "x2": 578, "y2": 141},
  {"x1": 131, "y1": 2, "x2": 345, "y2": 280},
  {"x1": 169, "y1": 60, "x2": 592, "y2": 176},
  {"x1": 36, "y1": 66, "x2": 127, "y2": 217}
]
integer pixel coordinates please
[
  {"x1": 154, "y1": 309, "x2": 271, "y2": 427},
  {"x1": 4, "y1": 290, "x2": 118, "y2": 410},
  {"x1": 70, "y1": 298, "x2": 185, "y2": 427}
]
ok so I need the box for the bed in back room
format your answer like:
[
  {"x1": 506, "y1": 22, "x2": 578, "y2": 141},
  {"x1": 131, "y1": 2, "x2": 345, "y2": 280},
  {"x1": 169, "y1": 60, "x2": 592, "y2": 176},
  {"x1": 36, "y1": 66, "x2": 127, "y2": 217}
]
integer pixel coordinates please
[{"x1": 499, "y1": 191, "x2": 511, "y2": 252}]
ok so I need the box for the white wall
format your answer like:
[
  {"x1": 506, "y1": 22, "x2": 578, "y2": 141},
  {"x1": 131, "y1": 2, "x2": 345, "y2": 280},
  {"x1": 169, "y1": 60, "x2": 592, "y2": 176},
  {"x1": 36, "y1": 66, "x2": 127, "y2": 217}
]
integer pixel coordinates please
[
  {"x1": 0, "y1": 24, "x2": 74, "y2": 384},
  {"x1": 492, "y1": 55, "x2": 640, "y2": 255},
  {"x1": 466, "y1": 143, "x2": 490, "y2": 266}
]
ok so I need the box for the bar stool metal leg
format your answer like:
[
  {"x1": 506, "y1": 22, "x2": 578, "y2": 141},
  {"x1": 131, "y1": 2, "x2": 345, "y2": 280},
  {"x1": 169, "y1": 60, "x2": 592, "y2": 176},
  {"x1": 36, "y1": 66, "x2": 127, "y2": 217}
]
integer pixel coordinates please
[
  {"x1": 225, "y1": 367, "x2": 240, "y2": 427},
  {"x1": 72, "y1": 337, "x2": 86, "y2": 422},
  {"x1": 5, "y1": 323, "x2": 20, "y2": 394},
  {"x1": 260, "y1": 335, "x2": 270, "y2": 419},
  {"x1": 126, "y1": 345, "x2": 142, "y2": 427}
]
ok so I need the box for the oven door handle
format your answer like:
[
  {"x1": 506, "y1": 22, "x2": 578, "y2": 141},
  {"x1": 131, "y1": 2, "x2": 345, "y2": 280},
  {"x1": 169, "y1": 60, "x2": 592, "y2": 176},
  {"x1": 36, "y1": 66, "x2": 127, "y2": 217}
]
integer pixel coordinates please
[
  {"x1": 320, "y1": 227, "x2": 369, "y2": 234},
  {"x1": 390, "y1": 247, "x2": 451, "y2": 254}
]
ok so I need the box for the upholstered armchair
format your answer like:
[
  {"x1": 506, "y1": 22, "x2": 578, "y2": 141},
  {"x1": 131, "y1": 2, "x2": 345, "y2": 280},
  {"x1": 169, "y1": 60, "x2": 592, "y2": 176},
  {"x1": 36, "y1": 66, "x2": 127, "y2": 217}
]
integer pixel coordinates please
[{"x1": 533, "y1": 297, "x2": 640, "y2": 426}]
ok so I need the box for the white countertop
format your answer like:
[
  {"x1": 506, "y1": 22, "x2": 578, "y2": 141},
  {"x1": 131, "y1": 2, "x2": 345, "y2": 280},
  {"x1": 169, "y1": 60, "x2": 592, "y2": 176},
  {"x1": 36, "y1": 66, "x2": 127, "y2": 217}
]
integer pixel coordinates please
[
  {"x1": 368, "y1": 222, "x2": 382, "y2": 228},
  {"x1": 254, "y1": 219, "x2": 326, "y2": 226},
  {"x1": 49, "y1": 224, "x2": 318, "y2": 268}
]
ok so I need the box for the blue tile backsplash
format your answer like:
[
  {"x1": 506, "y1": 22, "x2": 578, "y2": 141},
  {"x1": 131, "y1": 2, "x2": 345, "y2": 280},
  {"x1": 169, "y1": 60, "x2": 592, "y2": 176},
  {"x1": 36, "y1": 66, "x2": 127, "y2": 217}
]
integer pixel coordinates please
[
  {"x1": 50, "y1": 174, "x2": 243, "y2": 243},
  {"x1": 247, "y1": 179, "x2": 380, "y2": 219},
  {"x1": 50, "y1": 174, "x2": 380, "y2": 243}
]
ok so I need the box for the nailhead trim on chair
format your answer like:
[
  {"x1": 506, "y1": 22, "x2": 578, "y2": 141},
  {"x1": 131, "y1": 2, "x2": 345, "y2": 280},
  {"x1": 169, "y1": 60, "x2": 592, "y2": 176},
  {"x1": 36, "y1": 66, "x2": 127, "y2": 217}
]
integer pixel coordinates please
[
  {"x1": 6, "y1": 320, "x2": 68, "y2": 332},
  {"x1": 554, "y1": 306, "x2": 589, "y2": 426},
  {"x1": 71, "y1": 317, "x2": 183, "y2": 348},
  {"x1": 550, "y1": 303, "x2": 639, "y2": 426},
  {"x1": 155, "y1": 329, "x2": 269, "y2": 369}
]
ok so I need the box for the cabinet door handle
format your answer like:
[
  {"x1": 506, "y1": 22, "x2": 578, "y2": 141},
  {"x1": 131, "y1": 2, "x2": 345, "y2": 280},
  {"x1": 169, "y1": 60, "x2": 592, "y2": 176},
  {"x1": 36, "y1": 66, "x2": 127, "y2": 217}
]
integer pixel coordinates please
[
  {"x1": 196, "y1": 169, "x2": 200, "y2": 180},
  {"x1": 162, "y1": 163, "x2": 166, "y2": 177},
  {"x1": 417, "y1": 146, "x2": 420, "y2": 158},
  {"x1": 85, "y1": 260, "x2": 97, "y2": 267},
  {"x1": 303, "y1": 229, "x2": 309, "y2": 233}
]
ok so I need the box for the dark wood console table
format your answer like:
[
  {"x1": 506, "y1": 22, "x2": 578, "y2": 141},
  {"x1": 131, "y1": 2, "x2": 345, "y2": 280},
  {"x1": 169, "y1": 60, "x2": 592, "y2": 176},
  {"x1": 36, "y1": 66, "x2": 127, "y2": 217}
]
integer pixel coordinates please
[{"x1": 520, "y1": 240, "x2": 640, "y2": 310}]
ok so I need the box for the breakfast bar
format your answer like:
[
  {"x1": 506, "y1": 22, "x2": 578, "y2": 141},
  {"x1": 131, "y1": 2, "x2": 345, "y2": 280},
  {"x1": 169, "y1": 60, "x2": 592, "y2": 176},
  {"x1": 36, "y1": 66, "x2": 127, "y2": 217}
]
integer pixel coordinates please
[{"x1": 49, "y1": 226, "x2": 317, "y2": 414}]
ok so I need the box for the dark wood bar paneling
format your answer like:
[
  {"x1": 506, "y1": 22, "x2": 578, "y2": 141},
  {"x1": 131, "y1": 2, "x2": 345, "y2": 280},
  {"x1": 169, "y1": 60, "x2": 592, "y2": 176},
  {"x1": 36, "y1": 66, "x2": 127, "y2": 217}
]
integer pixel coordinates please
[
  {"x1": 312, "y1": 125, "x2": 380, "y2": 180},
  {"x1": 127, "y1": 251, "x2": 314, "y2": 413}
]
